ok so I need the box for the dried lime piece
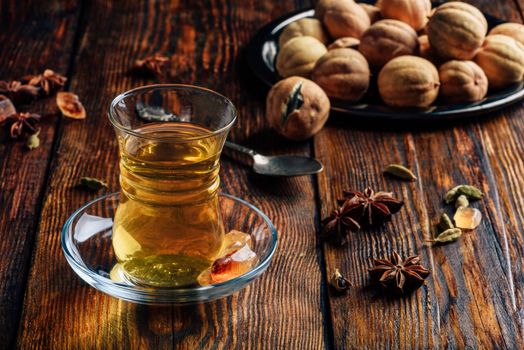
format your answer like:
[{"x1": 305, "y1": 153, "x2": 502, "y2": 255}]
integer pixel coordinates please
[{"x1": 57, "y1": 92, "x2": 86, "y2": 119}]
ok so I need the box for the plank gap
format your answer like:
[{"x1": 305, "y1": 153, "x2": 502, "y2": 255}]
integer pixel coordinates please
[{"x1": 310, "y1": 138, "x2": 336, "y2": 350}]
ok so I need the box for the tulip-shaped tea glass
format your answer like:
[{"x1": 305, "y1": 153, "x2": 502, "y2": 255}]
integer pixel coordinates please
[{"x1": 109, "y1": 84, "x2": 236, "y2": 288}]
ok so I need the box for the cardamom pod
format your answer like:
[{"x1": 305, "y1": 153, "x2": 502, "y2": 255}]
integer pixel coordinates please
[
  {"x1": 444, "y1": 184, "x2": 483, "y2": 203},
  {"x1": 444, "y1": 185, "x2": 461, "y2": 204},
  {"x1": 457, "y1": 185, "x2": 483, "y2": 201},
  {"x1": 26, "y1": 131, "x2": 40, "y2": 150},
  {"x1": 438, "y1": 213, "x2": 454, "y2": 231},
  {"x1": 455, "y1": 194, "x2": 469, "y2": 209},
  {"x1": 384, "y1": 163, "x2": 417, "y2": 181},
  {"x1": 429, "y1": 228, "x2": 462, "y2": 244},
  {"x1": 80, "y1": 177, "x2": 108, "y2": 191},
  {"x1": 331, "y1": 268, "x2": 352, "y2": 292}
]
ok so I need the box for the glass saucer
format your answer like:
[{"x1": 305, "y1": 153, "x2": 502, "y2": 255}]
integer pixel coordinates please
[{"x1": 61, "y1": 193, "x2": 278, "y2": 305}]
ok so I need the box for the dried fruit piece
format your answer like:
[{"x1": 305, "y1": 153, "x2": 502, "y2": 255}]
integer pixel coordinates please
[
  {"x1": 427, "y1": 2, "x2": 487, "y2": 60},
  {"x1": 331, "y1": 268, "x2": 352, "y2": 292},
  {"x1": 474, "y1": 34, "x2": 524, "y2": 90},
  {"x1": 359, "y1": 19, "x2": 419, "y2": 69},
  {"x1": 438, "y1": 60, "x2": 488, "y2": 104},
  {"x1": 278, "y1": 18, "x2": 329, "y2": 47},
  {"x1": 383, "y1": 163, "x2": 417, "y2": 181},
  {"x1": 429, "y1": 228, "x2": 462, "y2": 244},
  {"x1": 26, "y1": 130, "x2": 40, "y2": 150},
  {"x1": 314, "y1": 0, "x2": 337, "y2": 21},
  {"x1": 380, "y1": 0, "x2": 432, "y2": 31},
  {"x1": 438, "y1": 213, "x2": 454, "y2": 231},
  {"x1": 311, "y1": 48, "x2": 370, "y2": 102},
  {"x1": 320, "y1": 0, "x2": 370, "y2": 39},
  {"x1": 79, "y1": 177, "x2": 108, "y2": 191},
  {"x1": 490, "y1": 23, "x2": 524, "y2": 46},
  {"x1": 276, "y1": 36, "x2": 327, "y2": 78},
  {"x1": 56, "y1": 92, "x2": 86, "y2": 119},
  {"x1": 417, "y1": 35, "x2": 440, "y2": 64},
  {"x1": 454, "y1": 207, "x2": 482, "y2": 230},
  {"x1": 378, "y1": 56, "x2": 440, "y2": 108},
  {"x1": 359, "y1": 3, "x2": 381, "y2": 24},
  {"x1": 266, "y1": 77, "x2": 330, "y2": 140},
  {"x1": 327, "y1": 37, "x2": 360, "y2": 50}
]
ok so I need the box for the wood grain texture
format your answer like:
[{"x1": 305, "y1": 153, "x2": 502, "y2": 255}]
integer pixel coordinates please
[
  {"x1": 0, "y1": 2, "x2": 80, "y2": 349},
  {"x1": 15, "y1": 0, "x2": 327, "y2": 349},
  {"x1": 316, "y1": 1, "x2": 524, "y2": 348},
  {"x1": 5, "y1": 0, "x2": 524, "y2": 349}
]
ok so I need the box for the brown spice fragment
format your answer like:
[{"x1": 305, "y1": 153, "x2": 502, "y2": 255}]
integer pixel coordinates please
[
  {"x1": 0, "y1": 112, "x2": 41, "y2": 139},
  {"x1": 0, "y1": 81, "x2": 39, "y2": 105},
  {"x1": 132, "y1": 54, "x2": 169, "y2": 76},
  {"x1": 368, "y1": 251, "x2": 430, "y2": 295},
  {"x1": 337, "y1": 187, "x2": 404, "y2": 228},
  {"x1": 24, "y1": 69, "x2": 67, "y2": 96},
  {"x1": 331, "y1": 268, "x2": 352, "y2": 292},
  {"x1": 321, "y1": 200, "x2": 361, "y2": 245},
  {"x1": 56, "y1": 92, "x2": 86, "y2": 119}
]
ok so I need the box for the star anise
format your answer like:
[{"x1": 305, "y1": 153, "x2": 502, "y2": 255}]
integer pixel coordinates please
[
  {"x1": 368, "y1": 251, "x2": 430, "y2": 295},
  {"x1": 337, "y1": 187, "x2": 404, "y2": 227},
  {"x1": 23, "y1": 69, "x2": 67, "y2": 96},
  {"x1": 132, "y1": 54, "x2": 169, "y2": 76},
  {"x1": 0, "y1": 80, "x2": 39, "y2": 105},
  {"x1": 321, "y1": 200, "x2": 361, "y2": 244},
  {"x1": 0, "y1": 112, "x2": 41, "y2": 139}
]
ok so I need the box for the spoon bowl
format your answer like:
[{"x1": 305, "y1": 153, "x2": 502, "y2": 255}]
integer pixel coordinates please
[
  {"x1": 225, "y1": 141, "x2": 324, "y2": 177},
  {"x1": 252, "y1": 154, "x2": 323, "y2": 176}
]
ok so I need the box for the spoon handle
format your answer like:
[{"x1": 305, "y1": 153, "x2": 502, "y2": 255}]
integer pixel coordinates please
[{"x1": 224, "y1": 141, "x2": 258, "y2": 157}]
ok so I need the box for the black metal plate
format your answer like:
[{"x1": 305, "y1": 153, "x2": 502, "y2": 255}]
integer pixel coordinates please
[{"x1": 245, "y1": 5, "x2": 524, "y2": 121}]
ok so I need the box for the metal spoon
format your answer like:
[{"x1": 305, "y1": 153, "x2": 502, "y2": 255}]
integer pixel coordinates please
[{"x1": 225, "y1": 141, "x2": 323, "y2": 177}]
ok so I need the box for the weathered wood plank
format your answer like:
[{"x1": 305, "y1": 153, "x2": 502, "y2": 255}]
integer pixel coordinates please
[
  {"x1": 316, "y1": 125, "x2": 442, "y2": 349},
  {"x1": 316, "y1": 1, "x2": 524, "y2": 348},
  {"x1": 0, "y1": 2, "x2": 80, "y2": 348},
  {"x1": 16, "y1": 0, "x2": 326, "y2": 349},
  {"x1": 15, "y1": 0, "x2": 176, "y2": 347}
]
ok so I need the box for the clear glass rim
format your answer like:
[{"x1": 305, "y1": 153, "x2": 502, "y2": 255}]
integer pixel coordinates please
[
  {"x1": 61, "y1": 192, "x2": 278, "y2": 301},
  {"x1": 108, "y1": 84, "x2": 237, "y2": 142}
]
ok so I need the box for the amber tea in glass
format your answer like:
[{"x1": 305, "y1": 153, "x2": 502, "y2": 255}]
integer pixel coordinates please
[{"x1": 109, "y1": 85, "x2": 236, "y2": 287}]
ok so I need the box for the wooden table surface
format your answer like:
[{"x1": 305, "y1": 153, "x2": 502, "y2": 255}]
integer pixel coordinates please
[{"x1": 2, "y1": 0, "x2": 524, "y2": 349}]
